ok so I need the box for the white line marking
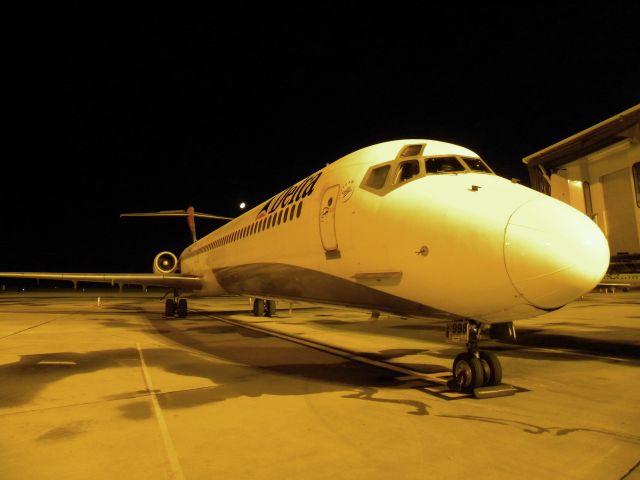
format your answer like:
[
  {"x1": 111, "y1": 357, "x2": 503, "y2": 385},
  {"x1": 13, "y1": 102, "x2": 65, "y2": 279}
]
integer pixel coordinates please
[{"x1": 136, "y1": 342, "x2": 185, "y2": 480}]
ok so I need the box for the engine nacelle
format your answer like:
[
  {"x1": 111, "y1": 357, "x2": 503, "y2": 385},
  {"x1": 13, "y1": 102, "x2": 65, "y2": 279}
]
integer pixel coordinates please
[{"x1": 153, "y1": 251, "x2": 178, "y2": 274}]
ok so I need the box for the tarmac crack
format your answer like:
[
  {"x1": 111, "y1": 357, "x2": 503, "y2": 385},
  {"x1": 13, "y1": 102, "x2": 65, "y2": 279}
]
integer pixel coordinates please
[
  {"x1": 0, "y1": 318, "x2": 61, "y2": 340},
  {"x1": 436, "y1": 414, "x2": 640, "y2": 444}
]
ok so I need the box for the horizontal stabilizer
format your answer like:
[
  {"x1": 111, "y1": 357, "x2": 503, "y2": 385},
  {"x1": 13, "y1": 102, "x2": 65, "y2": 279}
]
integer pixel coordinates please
[
  {"x1": 0, "y1": 272, "x2": 203, "y2": 290},
  {"x1": 120, "y1": 210, "x2": 233, "y2": 221}
]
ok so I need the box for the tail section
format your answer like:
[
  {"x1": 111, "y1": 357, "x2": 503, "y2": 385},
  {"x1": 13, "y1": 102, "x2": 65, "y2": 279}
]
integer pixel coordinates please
[{"x1": 120, "y1": 207, "x2": 233, "y2": 243}]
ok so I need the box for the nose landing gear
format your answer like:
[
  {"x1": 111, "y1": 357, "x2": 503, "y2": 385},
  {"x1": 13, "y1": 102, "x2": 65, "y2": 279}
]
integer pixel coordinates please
[{"x1": 447, "y1": 320, "x2": 508, "y2": 394}]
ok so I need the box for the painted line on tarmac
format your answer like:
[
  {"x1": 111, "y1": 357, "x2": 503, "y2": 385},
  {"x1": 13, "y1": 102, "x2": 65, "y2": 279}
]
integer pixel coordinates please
[
  {"x1": 136, "y1": 342, "x2": 185, "y2": 480},
  {"x1": 0, "y1": 385, "x2": 219, "y2": 418}
]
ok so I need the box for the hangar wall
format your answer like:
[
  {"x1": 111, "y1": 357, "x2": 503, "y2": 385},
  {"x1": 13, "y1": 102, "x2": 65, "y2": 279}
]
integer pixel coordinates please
[
  {"x1": 524, "y1": 104, "x2": 640, "y2": 259},
  {"x1": 550, "y1": 139, "x2": 640, "y2": 255}
]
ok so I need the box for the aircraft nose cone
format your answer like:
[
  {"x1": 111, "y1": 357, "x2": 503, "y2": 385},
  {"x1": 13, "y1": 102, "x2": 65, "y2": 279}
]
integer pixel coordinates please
[{"x1": 504, "y1": 197, "x2": 610, "y2": 309}]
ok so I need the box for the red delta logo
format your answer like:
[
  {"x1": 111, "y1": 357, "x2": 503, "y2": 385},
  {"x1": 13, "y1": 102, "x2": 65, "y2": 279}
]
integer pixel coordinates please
[{"x1": 255, "y1": 172, "x2": 322, "y2": 220}]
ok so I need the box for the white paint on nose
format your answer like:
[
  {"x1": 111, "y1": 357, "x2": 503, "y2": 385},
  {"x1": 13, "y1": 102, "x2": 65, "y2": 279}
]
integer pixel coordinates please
[{"x1": 504, "y1": 197, "x2": 610, "y2": 309}]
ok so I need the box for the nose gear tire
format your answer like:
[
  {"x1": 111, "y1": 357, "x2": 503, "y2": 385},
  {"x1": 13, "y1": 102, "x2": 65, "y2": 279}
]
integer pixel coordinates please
[
  {"x1": 453, "y1": 352, "x2": 485, "y2": 394},
  {"x1": 479, "y1": 351, "x2": 502, "y2": 386}
]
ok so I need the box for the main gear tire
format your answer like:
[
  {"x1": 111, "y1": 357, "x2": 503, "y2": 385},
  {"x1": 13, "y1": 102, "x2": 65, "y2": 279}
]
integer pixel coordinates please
[
  {"x1": 177, "y1": 299, "x2": 188, "y2": 318},
  {"x1": 165, "y1": 299, "x2": 176, "y2": 317},
  {"x1": 253, "y1": 299, "x2": 265, "y2": 317}
]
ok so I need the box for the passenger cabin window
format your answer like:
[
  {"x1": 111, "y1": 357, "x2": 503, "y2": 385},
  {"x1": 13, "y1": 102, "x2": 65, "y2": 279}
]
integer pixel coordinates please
[
  {"x1": 394, "y1": 160, "x2": 420, "y2": 184},
  {"x1": 364, "y1": 164, "x2": 391, "y2": 189},
  {"x1": 462, "y1": 157, "x2": 491, "y2": 173},
  {"x1": 425, "y1": 157, "x2": 465, "y2": 174}
]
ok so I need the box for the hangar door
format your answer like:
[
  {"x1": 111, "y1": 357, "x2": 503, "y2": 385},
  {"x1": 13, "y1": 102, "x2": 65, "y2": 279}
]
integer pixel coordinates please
[
  {"x1": 319, "y1": 184, "x2": 340, "y2": 252},
  {"x1": 602, "y1": 167, "x2": 640, "y2": 254}
]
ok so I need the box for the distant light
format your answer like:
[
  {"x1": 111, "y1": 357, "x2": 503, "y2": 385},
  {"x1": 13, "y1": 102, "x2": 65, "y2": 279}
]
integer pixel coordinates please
[{"x1": 239, "y1": 202, "x2": 246, "y2": 209}]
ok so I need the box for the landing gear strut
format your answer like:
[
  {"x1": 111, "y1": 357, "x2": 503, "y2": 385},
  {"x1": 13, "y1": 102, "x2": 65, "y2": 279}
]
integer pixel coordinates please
[
  {"x1": 447, "y1": 320, "x2": 507, "y2": 394},
  {"x1": 252, "y1": 298, "x2": 276, "y2": 317},
  {"x1": 164, "y1": 290, "x2": 188, "y2": 318}
]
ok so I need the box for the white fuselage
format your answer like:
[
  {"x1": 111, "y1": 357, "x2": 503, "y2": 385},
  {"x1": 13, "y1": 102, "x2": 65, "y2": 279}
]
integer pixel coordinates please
[{"x1": 179, "y1": 139, "x2": 610, "y2": 324}]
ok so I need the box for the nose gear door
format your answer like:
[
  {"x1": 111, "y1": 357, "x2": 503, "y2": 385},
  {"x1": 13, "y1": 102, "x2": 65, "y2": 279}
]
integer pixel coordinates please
[{"x1": 319, "y1": 184, "x2": 340, "y2": 252}]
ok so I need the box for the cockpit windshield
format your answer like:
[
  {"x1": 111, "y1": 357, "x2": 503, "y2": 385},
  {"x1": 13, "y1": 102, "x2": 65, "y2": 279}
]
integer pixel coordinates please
[
  {"x1": 461, "y1": 157, "x2": 491, "y2": 172},
  {"x1": 360, "y1": 144, "x2": 495, "y2": 196},
  {"x1": 425, "y1": 156, "x2": 466, "y2": 174}
]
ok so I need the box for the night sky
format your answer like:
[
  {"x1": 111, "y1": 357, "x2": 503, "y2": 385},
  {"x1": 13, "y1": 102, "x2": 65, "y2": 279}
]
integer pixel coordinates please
[{"x1": 4, "y1": 4, "x2": 640, "y2": 275}]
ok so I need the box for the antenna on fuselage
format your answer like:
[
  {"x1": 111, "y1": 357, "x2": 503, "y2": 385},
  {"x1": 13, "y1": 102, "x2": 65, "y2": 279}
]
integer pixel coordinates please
[{"x1": 120, "y1": 207, "x2": 234, "y2": 244}]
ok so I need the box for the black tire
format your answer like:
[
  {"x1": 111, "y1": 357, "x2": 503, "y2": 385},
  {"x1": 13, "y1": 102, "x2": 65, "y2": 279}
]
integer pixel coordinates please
[
  {"x1": 253, "y1": 299, "x2": 264, "y2": 316},
  {"x1": 177, "y1": 299, "x2": 188, "y2": 318},
  {"x1": 265, "y1": 300, "x2": 276, "y2": 317},
  {"x1": 453, "y1": 352, "x2": 485, "y2": 394},
  {"x1": 165, "y1": 299, "x2": 176, "y2": 317},
  {"x1": 479, "y1": 351, "x2": 502, "y2": 386}
]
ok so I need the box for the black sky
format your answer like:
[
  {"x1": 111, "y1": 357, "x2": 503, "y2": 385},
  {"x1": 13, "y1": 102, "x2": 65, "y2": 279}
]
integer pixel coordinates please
[{"x1": 4, "y1": 3, "x2": 640, "y2": 273}]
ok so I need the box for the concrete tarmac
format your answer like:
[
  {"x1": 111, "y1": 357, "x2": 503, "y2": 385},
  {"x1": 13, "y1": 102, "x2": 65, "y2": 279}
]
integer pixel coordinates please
[{"x1": 0, "y1": 288, "x2": 638, "y2": 479}]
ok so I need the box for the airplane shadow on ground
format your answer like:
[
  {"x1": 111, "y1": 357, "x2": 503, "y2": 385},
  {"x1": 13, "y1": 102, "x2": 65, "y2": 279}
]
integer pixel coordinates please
[
  {"x1": 508, "y1": 328, "x2": 640, "y2": 361},
  {"x1": 195, "y1": 309, "x2": 640, "y2": 365},
  {"x1": 0, "y1": 313, "x2": 432, "y2": 417},
  {"x1": 4, "y1": 303, "x2": 637, "y2": 422}
]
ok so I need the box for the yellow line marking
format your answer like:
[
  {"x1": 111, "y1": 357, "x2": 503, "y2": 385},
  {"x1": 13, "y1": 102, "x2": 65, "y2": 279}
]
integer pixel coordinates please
[{"x1": 136, "y1": 343, "x2": 185, "y2": 480}]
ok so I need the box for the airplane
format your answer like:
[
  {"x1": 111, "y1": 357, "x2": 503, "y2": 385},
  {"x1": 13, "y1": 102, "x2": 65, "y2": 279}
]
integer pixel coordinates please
[
  {"x1": 0, "y1": 139, "x2": 610, "y2": 393},
  {"x1": 598, "y1": 273, "x2": 640, "y2": 292}
]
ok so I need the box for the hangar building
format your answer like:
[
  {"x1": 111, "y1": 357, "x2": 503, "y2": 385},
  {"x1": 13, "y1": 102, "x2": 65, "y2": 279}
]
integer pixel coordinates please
[{"x1": 523, "y1": 104, "x2": 640, "y2": 272}]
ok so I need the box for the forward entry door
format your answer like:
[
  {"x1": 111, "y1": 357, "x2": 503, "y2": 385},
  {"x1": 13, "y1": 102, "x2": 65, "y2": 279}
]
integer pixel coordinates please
[{"x1": 319, "y1": 184, "x2": 340, "y2": 252}]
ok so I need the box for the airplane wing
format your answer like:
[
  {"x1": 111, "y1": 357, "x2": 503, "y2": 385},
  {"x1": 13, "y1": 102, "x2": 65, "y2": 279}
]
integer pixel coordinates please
[
  {"x1": 0, "y1": 272, "x2": 203, "y2": 290},
  {"x1": 597, "y1": 274, "x2": 639, "y2": 288}
]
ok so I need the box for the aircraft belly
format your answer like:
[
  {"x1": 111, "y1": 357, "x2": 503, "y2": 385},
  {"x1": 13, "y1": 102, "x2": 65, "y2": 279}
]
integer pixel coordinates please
[{"x1": 212, "y1": 262, "x2": 455, "y2": 320}]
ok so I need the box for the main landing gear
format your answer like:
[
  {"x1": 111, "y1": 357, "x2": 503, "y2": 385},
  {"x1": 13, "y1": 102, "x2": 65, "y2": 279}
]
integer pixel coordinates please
[
  {"x1": 446, "y1": 320, "x2": 514, "y2": 394},
  {"x1": 164, "y1": 290, "x2": 188, "y2": 318},
  {"x1": 251, "y1": 298, "x2": 276, "y2": 317}
]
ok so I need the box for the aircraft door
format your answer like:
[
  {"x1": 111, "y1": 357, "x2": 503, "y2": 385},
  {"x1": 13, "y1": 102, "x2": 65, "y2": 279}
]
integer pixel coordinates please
[{"x1": 319, "y1": 184, "x2": 340, "y2": 252}]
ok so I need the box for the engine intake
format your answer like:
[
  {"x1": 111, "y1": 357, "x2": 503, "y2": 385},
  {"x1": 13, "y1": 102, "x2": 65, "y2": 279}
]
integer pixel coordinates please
[{"x1": 153, "y1": 251, "x2": 178, "y2": 274}]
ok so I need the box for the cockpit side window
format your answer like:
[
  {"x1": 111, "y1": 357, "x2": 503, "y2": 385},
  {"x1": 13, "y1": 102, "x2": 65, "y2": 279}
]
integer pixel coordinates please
[
  {"x1": 363, "y1": 164, "x2": 391, "y2": 190},
  {"x1": 425, "y1": 156, "x2": 465, "y2": 174},
  {"x1": 462, "y1": 157, "x2": 492, "y2": 173},
  {"x1": 393, "y1": 160, "x2": 421, "y2": 184}
]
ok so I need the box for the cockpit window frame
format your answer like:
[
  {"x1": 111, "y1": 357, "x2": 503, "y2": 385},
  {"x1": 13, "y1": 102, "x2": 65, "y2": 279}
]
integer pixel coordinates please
[
  {"x1": 399, "y1": 144, "x2": 425, "y2": 158},
  {"x1": 460, "y1": 156, "x2": 495, "y2": 174},
  {"x1": 392, "y1": 159, "x2": 423, "y2": 185},
  {"x1": 424, "y1": 155, "x2": 467, "y2": 175},
  {"x1": 360, "y1": 160, "x2": 394, "y2": 193},
  {"x1": 360, "y1": 144, "x2": 495, "y2": 197}
]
